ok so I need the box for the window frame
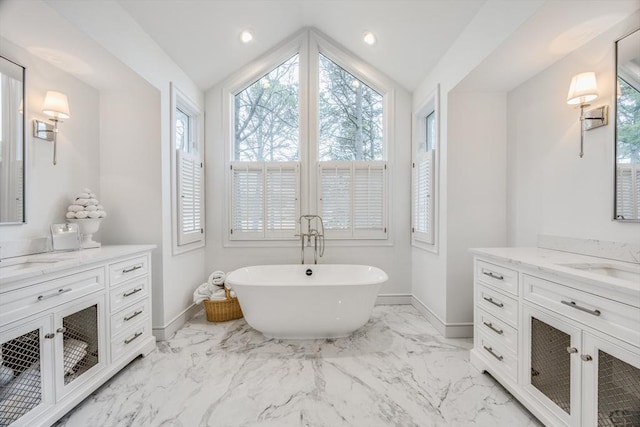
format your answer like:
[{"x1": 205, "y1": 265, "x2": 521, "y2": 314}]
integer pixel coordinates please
[
  {"x1": 411, "y1": 85, "x2": 439, "y2": 252},
  {"x1": 171, "y1": 83, "x2": 205, "y2": 254},
  {"x1": 223, "y1": 29, "x2": 395, "y2": 246}
]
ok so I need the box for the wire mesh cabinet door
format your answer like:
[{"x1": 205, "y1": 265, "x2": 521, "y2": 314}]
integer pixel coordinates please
[
  {"x1": 522, "y1": 304, "x2": 582, "y2": 426},
  {"x1": 0, "y1": 316, "x2": 54, "y2": 427},
  {"x1": 53, "y1": 293, "x2": 106, "y2": 400},
  {"x1": 582, "y1": 333, "x2": 640, "y2": 427}
]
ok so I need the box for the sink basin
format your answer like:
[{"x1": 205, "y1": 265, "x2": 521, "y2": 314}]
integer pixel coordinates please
[
  {"x1": 0, "y1": 259, "x2": 62, "y2": 274},
  {"x1": 559, "y1": 263, "x2": 640, "y2": 282}
]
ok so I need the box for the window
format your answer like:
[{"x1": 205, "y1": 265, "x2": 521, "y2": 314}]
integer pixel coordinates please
[
  {"x1": 171, "y1": 84, "x2": 204, "y2": 253},
  {"x1": 412, "y1": 88, "x2": 438, "y2": 249},
  {"x1": 226, "y1": 30, "x2": 393, "y2": 242}
]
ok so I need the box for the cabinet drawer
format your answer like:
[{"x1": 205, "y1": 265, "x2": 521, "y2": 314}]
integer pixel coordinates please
[
  {"x1": 110, "y1": 276, "x2": 149, "y2": 313},
  {"x1": 477, "y1": 285, "x2": 518, "y2": 327},
  {"x1": 109, "y1": 255, "x2": 148, "y2": 287},
  {"x1": 477, "y1": 331, "x2": 518, "y2": 383},
  {"x1": 111, "y1": 319, "x2": 150, "y2": 362},
  {"x1": 476, "y1": 260, "x2": 519, "y2": 296},
  {"x1": 476, "y1": 308, "x2": 518, "y2": 354},
  {"x1": 523, "y1": 274, "x2": 640, "y2": 346},
  {"x1": 110, "y1": 299, "x2": 150, "y2": 338},
  {"x1": 0, "y1": 268, "x2": 105, "y2": 325}
]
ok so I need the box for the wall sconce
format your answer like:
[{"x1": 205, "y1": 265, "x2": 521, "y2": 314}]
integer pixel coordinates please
[
  {"x1": 566, "y1": 72, "x2": 608, "y2": 158},
  {"x1": 33, "y1": 90, "x2": 70, "y2": 165}
]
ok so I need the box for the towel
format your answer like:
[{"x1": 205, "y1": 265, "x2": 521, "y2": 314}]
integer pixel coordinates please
[
  {"x1": 209, "y1": 288, "x2": 227, "y2": 301},
  {"x1": 193, "y1": 283, "x2": 212, "y2": 304},
  {"x1": 0, "y1": 366, "x2": 13, "y2": 387},
  {"x1": 63, "y1": 339, "x2": 88, "y2": 375},
  {"x1": 208, "y1": 271, "x2": 226, "y2": 287}
]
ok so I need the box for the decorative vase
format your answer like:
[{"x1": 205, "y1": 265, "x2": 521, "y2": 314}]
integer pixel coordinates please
[{"x1": 67, "y1": 218, "x2": 102, "y2": 248}]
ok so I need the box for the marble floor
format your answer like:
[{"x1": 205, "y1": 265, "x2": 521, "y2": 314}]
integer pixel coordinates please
[{"x1": 55, "y1": 305, "x2": 541, "y2": 427}]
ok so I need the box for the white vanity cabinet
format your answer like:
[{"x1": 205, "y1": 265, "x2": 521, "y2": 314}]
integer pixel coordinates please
[
  {"x1": 0, "y1": 246, "x2": 156, "y2": 427},
  {"x1": 470, "y1": 249, "x2": 640, "y2": 427}
]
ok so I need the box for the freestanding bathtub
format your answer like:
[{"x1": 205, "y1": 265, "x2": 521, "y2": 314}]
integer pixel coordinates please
[{"x1": 226, "y1": 264, "x2": 388, "y2": 339}]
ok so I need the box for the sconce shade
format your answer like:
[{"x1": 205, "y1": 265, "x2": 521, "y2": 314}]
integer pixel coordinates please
[
  {"x1": 42, "y1": 91, "x2": 70, "y2": 119},
  {"x1": 566, "y1": 72, "x2": 599, "y2": 105}
]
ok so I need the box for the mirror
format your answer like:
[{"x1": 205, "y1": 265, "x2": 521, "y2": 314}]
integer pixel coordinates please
[
  {"x1": 614, "y1": 29, "x2": 640, "y2": 221},
  {"x1": 0, "y1": 56, "x2": 26, "y2": 224}
]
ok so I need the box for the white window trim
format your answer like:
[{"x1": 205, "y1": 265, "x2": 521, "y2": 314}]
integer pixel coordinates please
[
  {"x1": 222, "y1": 28, "x2": 396, "y2": 247},
  {"x1": 171, "y1": 82, "x2": 205, "y2": 255},
  {"x1": 412, "y1": 85, "x2": 439, "y2": 253}
]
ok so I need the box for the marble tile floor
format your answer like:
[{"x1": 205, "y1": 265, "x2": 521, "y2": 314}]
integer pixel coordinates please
[{"x1": 55, "y1": 305, "x2": 541, "y2": 427}]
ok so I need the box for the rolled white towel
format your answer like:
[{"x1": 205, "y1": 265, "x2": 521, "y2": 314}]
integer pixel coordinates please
[
  {"x1": 66, "y1": 212, "x2": 76, "y2": 219},
  {"x1": 96, "y1": 205, "x2": 104, "y2": 211},
  {"x1": 75, "y1": 198, "x2": 90, "y2": 206},
  {"x1": 74, "y1": 211, "x2": 88, "y2": 219},
  {"x1": 208, "y1": 270, "x2": 226, "y2": 287},
  {"x1": 193, "y1": 282, "x2": 213, "y2": 304},
  {"x1": 68, "y1": 204, "x2": 84, "y2": 212},
  {"x1": 85, "y1": 205, "x2": 98, "y2": 212},
  {"x1": 96, "y1": 211, "x2": 107, "y2": 218},
  {"x1": 208, "y1": 288, "x2": 227, "y2": 301},
  {"x1": 86, "y1": 198, "x2": 99, "y2": 206},
  {"x1": 63, "y1": 339, "x2": 88, "y2": 375},
  {"x1": 76, "y1": 192, "x2": 90, "y2": 199},
  {"x1": 87, "y1": 211, "x2": 101, "y2": 219}
]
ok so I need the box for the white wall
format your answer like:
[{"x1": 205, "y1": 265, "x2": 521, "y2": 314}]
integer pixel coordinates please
[
  {"x1": 507, "y1": 12, "x2": 640, "y2": 247},
  {"x1": 0, "y1": 37, "x2": 100, "y2": 247},
  {"x1": 205, "y1": 81, "x2": 413, "y2": 298},
  {"x1": 411, "y1": 0, "x2": 543, "y2": 336}
]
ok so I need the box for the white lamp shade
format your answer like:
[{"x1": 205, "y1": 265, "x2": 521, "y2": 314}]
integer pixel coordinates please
[
  {"x1": 566, "y1": 72, "x2": 598, "y2": 105},
  {"x1": 42, "y1": 91, "x2": 70, "y2": 119}
]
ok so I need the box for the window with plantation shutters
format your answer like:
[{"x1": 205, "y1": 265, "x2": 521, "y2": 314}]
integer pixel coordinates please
[
  {"x1": 412, "y1": 94, "x2": 437, "y2": 249},
  {"x1": 616, "y1": 164, "x2": 640, "y2": 220},
  {"x1": 231, "y1": 162, "x2": 300, "y2": 239},
  {"x1": 225, "y1": 29, "x2": 393, "y2": 243},
  {"x1": 172, "y1": 84, "x2": 204, "y2": 253},
  {"x1": 319, "y1": 162, "x2": 387, "y2": 238}
]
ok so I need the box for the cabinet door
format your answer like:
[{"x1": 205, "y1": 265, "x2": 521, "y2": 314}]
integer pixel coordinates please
[
  {"x1": 0, "y1": 317, "x2": 54, "y2": 427},
  {"x1": 582, "y1": 333, "x2": 640, "y2": 427},
  {"x1": 522, "y1": 304, "x2": 582, "y2": 426},
  {"x1": 54, "y1": 293, "x2": 106, "y2": 399}
]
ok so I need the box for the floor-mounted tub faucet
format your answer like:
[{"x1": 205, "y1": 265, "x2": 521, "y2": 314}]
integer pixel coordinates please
[{"x1": 296, "y1": 214, "x2": 325, "y2": 264}]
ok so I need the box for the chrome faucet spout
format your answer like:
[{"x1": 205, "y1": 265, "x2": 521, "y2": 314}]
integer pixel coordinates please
[{"x1": 297, "y1": 214, "x2": 325, "y2": 264}]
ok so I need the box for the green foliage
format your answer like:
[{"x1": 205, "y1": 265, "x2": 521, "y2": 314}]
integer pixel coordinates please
[{"x1": 617, "y1": 78, "x2": 640, "y2": 163}]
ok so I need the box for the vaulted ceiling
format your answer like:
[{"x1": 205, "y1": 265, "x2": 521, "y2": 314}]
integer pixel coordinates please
[{"x1": 1, "y1": 0, "x2": 639, "y2": 94}]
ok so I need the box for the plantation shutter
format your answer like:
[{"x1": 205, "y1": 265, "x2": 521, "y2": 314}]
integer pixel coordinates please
[
  {"x1": 266, "y1": 163, "x2": 300, "y2": 238},
  {"x1": 177, "y1": 150, "x2": 203, "y2": 245},
  {"x1": 319, "y1": 162, "x2": 387, "y2": 239},
  {"x1": 354, "y1": 162, "x2": 386, "y2": 237},
  {"x1": 616, "y1": 165, "x2": 639, "y2": 220},
  {"x1": 412, "y1": 150, "x2": 434, "y2": 244},
  {"x1": 231, "y1": 162, "x2": 300, "y2": 239}
]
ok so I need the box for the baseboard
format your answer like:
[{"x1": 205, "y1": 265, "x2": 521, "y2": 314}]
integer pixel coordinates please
[
  {"x1": 376, "y1": 293, "x2": 412, "y2": 305},
  {"x1": 152, "y1": 303, "x2": 202, "y2": 341},
  {"x1": 411, "y1": 296, "x2": 473, "y2": 338}
]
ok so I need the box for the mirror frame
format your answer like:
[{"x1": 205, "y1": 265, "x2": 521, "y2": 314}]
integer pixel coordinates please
[
  {"x1": 0, "y1": 55, "x2": 27, "y2": 225},
  {"x1": 613, "y1": 28, "x2": 640, "y2": 223}
]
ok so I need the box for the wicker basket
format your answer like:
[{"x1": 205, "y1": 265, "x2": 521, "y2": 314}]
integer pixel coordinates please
[{"x1": 203, "y1": 288, "x2": 243, "y2": 322}]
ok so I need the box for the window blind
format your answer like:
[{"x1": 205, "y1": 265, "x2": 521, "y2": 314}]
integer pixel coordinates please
[
  {"x1": 177, "y1": 150, "x2": 203, "y2": 245},
  {"x1": 412, "y1": 150, "x2": 434, "y2": 244},
  {"x1": 616, "y1": 165, "x2": 639, "y2": 220},
  {"x1": 231, "y1": 162, "x2": 300, "y2": 239},
  {"x1": 319, "y1": 161, "x2": 387, "y2": 238}
]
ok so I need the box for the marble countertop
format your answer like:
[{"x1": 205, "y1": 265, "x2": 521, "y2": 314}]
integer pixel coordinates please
[
  {"x1": 470, "y1": 247, "x2": 640, "y2": 304},
  {"x1": 0, "y1": 245, "x2": 156, "y2": 287}
]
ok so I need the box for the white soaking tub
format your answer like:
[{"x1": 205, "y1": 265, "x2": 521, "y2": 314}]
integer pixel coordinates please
[{"x1": 226, "y1": 264, "x2": 388, "y2": 339}]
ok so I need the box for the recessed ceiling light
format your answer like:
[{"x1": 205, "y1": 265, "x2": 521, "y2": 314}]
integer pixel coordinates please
[
  {"x1": 363, "y1": 31, "x2": 376, "y2": 46},
  {"x1": 240, "y1": 30, "x2": 254, "y2": 44}
]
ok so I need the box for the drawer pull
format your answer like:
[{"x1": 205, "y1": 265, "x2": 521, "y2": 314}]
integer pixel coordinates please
[
  {"x1": 561, "y1": 300, "x2": 601, "y2": 317},
  {"x1": 38, "y1": 288, "x2": 72, "y2": 301},
  {"x1": 123, "y1": 287, "x2": 143, "y2": 297},
  {"x1": 45, "y1": 333, "x2": 55, "y2": 339},
  {"x1": 483, "y1": 296, "x2": 504, "y2": 308},
  {"x1": 483, "y1": 345, "x2": 504, "y2": 361},
  {"x1": 581, "y1": 354, "x2": 593, "y2": 362},
  {"x1": 124, "y1": 331, "x2": 143, "y2": 344},
  {"x1": 566, "y1": 347, "x2": 578, "y2": 354},
  {"x1": 483, "y1": 321, "x2": 504, "y2": 335},
  {"x1": 56, "y1": 327, "x2": 66, "y2": 334},
  {"x1": 124, "y1": 310, "x2": 143, "y2": 321},
  {"x1": 483, "y1": 270, "x2": 504, "y2": 280},
  {"x1": 122, "y1": 264, "x2": 143, "y2": 274}
]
